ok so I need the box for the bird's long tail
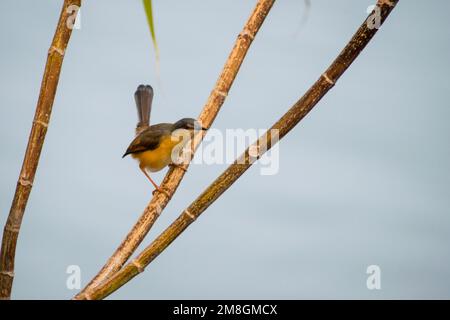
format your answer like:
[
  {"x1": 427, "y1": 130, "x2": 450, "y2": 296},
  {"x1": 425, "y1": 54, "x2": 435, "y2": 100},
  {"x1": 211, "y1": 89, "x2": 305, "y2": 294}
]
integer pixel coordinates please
[{"x1": 134, "y1": 84, "x2": 153, "y2": 134}]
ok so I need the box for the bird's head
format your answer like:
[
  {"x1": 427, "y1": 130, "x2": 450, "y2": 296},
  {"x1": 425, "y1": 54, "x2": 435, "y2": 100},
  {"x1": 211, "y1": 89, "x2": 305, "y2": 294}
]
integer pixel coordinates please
[{"x1": 172, "y1": 118, "x2": 207, "y2": 132}]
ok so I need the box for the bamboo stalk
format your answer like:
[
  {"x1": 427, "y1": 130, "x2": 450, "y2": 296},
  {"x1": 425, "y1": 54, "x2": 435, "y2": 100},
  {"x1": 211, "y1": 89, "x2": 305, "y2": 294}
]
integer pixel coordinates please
[
  {"x1": 0, "y1": 0, "x2": 81, "y2": 299},
  {"x1": 75, "y1": 0, "x2": 276, "y2": 299},
  {"x1": 79, "y1": 0, "x2": 399, "y2": 300}
]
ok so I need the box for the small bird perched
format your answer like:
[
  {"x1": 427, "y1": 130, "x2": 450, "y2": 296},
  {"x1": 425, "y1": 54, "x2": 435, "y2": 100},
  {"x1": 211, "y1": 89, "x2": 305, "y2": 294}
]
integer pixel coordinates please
[{"x1": 123, "y1": 85, "x2": 206, "y2": 193}]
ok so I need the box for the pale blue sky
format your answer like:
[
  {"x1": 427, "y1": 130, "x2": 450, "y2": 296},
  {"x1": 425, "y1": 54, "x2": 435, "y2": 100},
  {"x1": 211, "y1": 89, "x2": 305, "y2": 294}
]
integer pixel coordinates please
[{"x1": 1, "y1": 0, "x2": 449, "y2": 299}]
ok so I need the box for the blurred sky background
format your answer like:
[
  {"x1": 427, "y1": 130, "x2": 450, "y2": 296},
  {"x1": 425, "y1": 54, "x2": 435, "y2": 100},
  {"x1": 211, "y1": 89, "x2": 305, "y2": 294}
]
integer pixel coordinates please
[{"x1": 1, "y1": 0, "x2": 449, "y2": 299}]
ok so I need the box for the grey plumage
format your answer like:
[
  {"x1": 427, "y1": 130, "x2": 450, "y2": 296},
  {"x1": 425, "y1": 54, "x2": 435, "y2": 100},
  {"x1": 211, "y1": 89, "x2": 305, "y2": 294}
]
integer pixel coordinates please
[{"x1": 134, "y1": 84, "x2": 153, "y2": 133}]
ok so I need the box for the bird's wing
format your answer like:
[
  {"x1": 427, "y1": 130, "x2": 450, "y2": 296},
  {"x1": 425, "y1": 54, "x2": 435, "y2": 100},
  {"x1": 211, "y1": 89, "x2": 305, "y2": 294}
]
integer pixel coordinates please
[{"x1": 123, "y1": 124, "x2": 173, "y2": 157}]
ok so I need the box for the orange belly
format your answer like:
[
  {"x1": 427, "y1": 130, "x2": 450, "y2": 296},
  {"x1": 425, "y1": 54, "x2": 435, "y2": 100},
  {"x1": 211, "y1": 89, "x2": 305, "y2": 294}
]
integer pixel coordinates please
[{"x1": 132, "y1": 135, "x2": 182, "y2": 172}]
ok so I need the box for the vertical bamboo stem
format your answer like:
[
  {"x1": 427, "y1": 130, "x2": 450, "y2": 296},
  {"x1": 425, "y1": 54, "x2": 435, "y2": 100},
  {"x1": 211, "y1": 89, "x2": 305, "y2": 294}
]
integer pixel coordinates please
[
  {"x1": 0, "y1": 0, "x2": 81, "y2": 299},
  {"x1": 80, "y1": 0, "x2": 399, "y2": 300},
  {"x1": 75, "y1": 0, "x2": 276, "y2": 299}
]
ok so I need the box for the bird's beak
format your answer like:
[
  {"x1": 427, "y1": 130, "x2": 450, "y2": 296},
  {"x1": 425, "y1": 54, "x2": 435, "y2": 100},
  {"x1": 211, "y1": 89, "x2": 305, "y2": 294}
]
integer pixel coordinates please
[{"x1": 122, "y1": 151, "x2": 130, "y2": 158}]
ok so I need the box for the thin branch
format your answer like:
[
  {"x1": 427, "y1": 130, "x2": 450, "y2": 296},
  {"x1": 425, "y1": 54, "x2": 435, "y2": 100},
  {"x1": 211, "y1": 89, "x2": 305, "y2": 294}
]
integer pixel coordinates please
[
  {"x1": 0, "y1": 0, "x2": 81, "y2": 299},
  {"x1": 75, "y1": 0, "x2": 276, "y2": 298},
  {"x1": 80, "y1": 0, "x2": 399, "y2": 300}
]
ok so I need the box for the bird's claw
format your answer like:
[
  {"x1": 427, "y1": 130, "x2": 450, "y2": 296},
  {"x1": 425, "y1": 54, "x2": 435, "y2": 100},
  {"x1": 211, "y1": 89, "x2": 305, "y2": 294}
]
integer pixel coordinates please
[{"x1": 152, "y1": 186, "x2": 171, "y2": 198}]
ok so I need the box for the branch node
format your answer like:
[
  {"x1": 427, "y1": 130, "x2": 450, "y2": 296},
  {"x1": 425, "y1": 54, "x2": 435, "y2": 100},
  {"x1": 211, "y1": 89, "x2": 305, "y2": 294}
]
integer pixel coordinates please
[
  {"x1": 322, "y1": 73, "x2": 335, "y2": 85},
  {"x1": 18, "y1": 177, "x2": 33, "y2": 187},
  {"x1": 240, "y1": 28, "x2": 255, "y2": 41},
  {"x1": 183, "y1": 209, "x2": 196, "y2": 221},
  {"x1": 48, "y1": 46, "x2": 65, "y2": 56},
  {"x1": 33, "y1": 119, "x2": 49, "y2": 128},
  {"x1": 214, "y1": 88, "x2": 228, "y2": 98},
  {"x1": 131, "y1": 259, "x2": 144, "y2": 273},
  {"x1": 0, "y1": 271, "x2": 14, "y2": 278},
  {"x1": 4, "y1": 225, "x2": 20, "y2": 233}
]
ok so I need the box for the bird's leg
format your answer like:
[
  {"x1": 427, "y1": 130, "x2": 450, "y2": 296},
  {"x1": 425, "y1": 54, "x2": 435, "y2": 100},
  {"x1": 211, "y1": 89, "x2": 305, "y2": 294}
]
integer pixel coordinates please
[
  {"x1": 139, "y1": 166, "x2": 170, "y2": 197},
  {"x1": 140, "y1": 165, "x2": 158, "y2": 189}
]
